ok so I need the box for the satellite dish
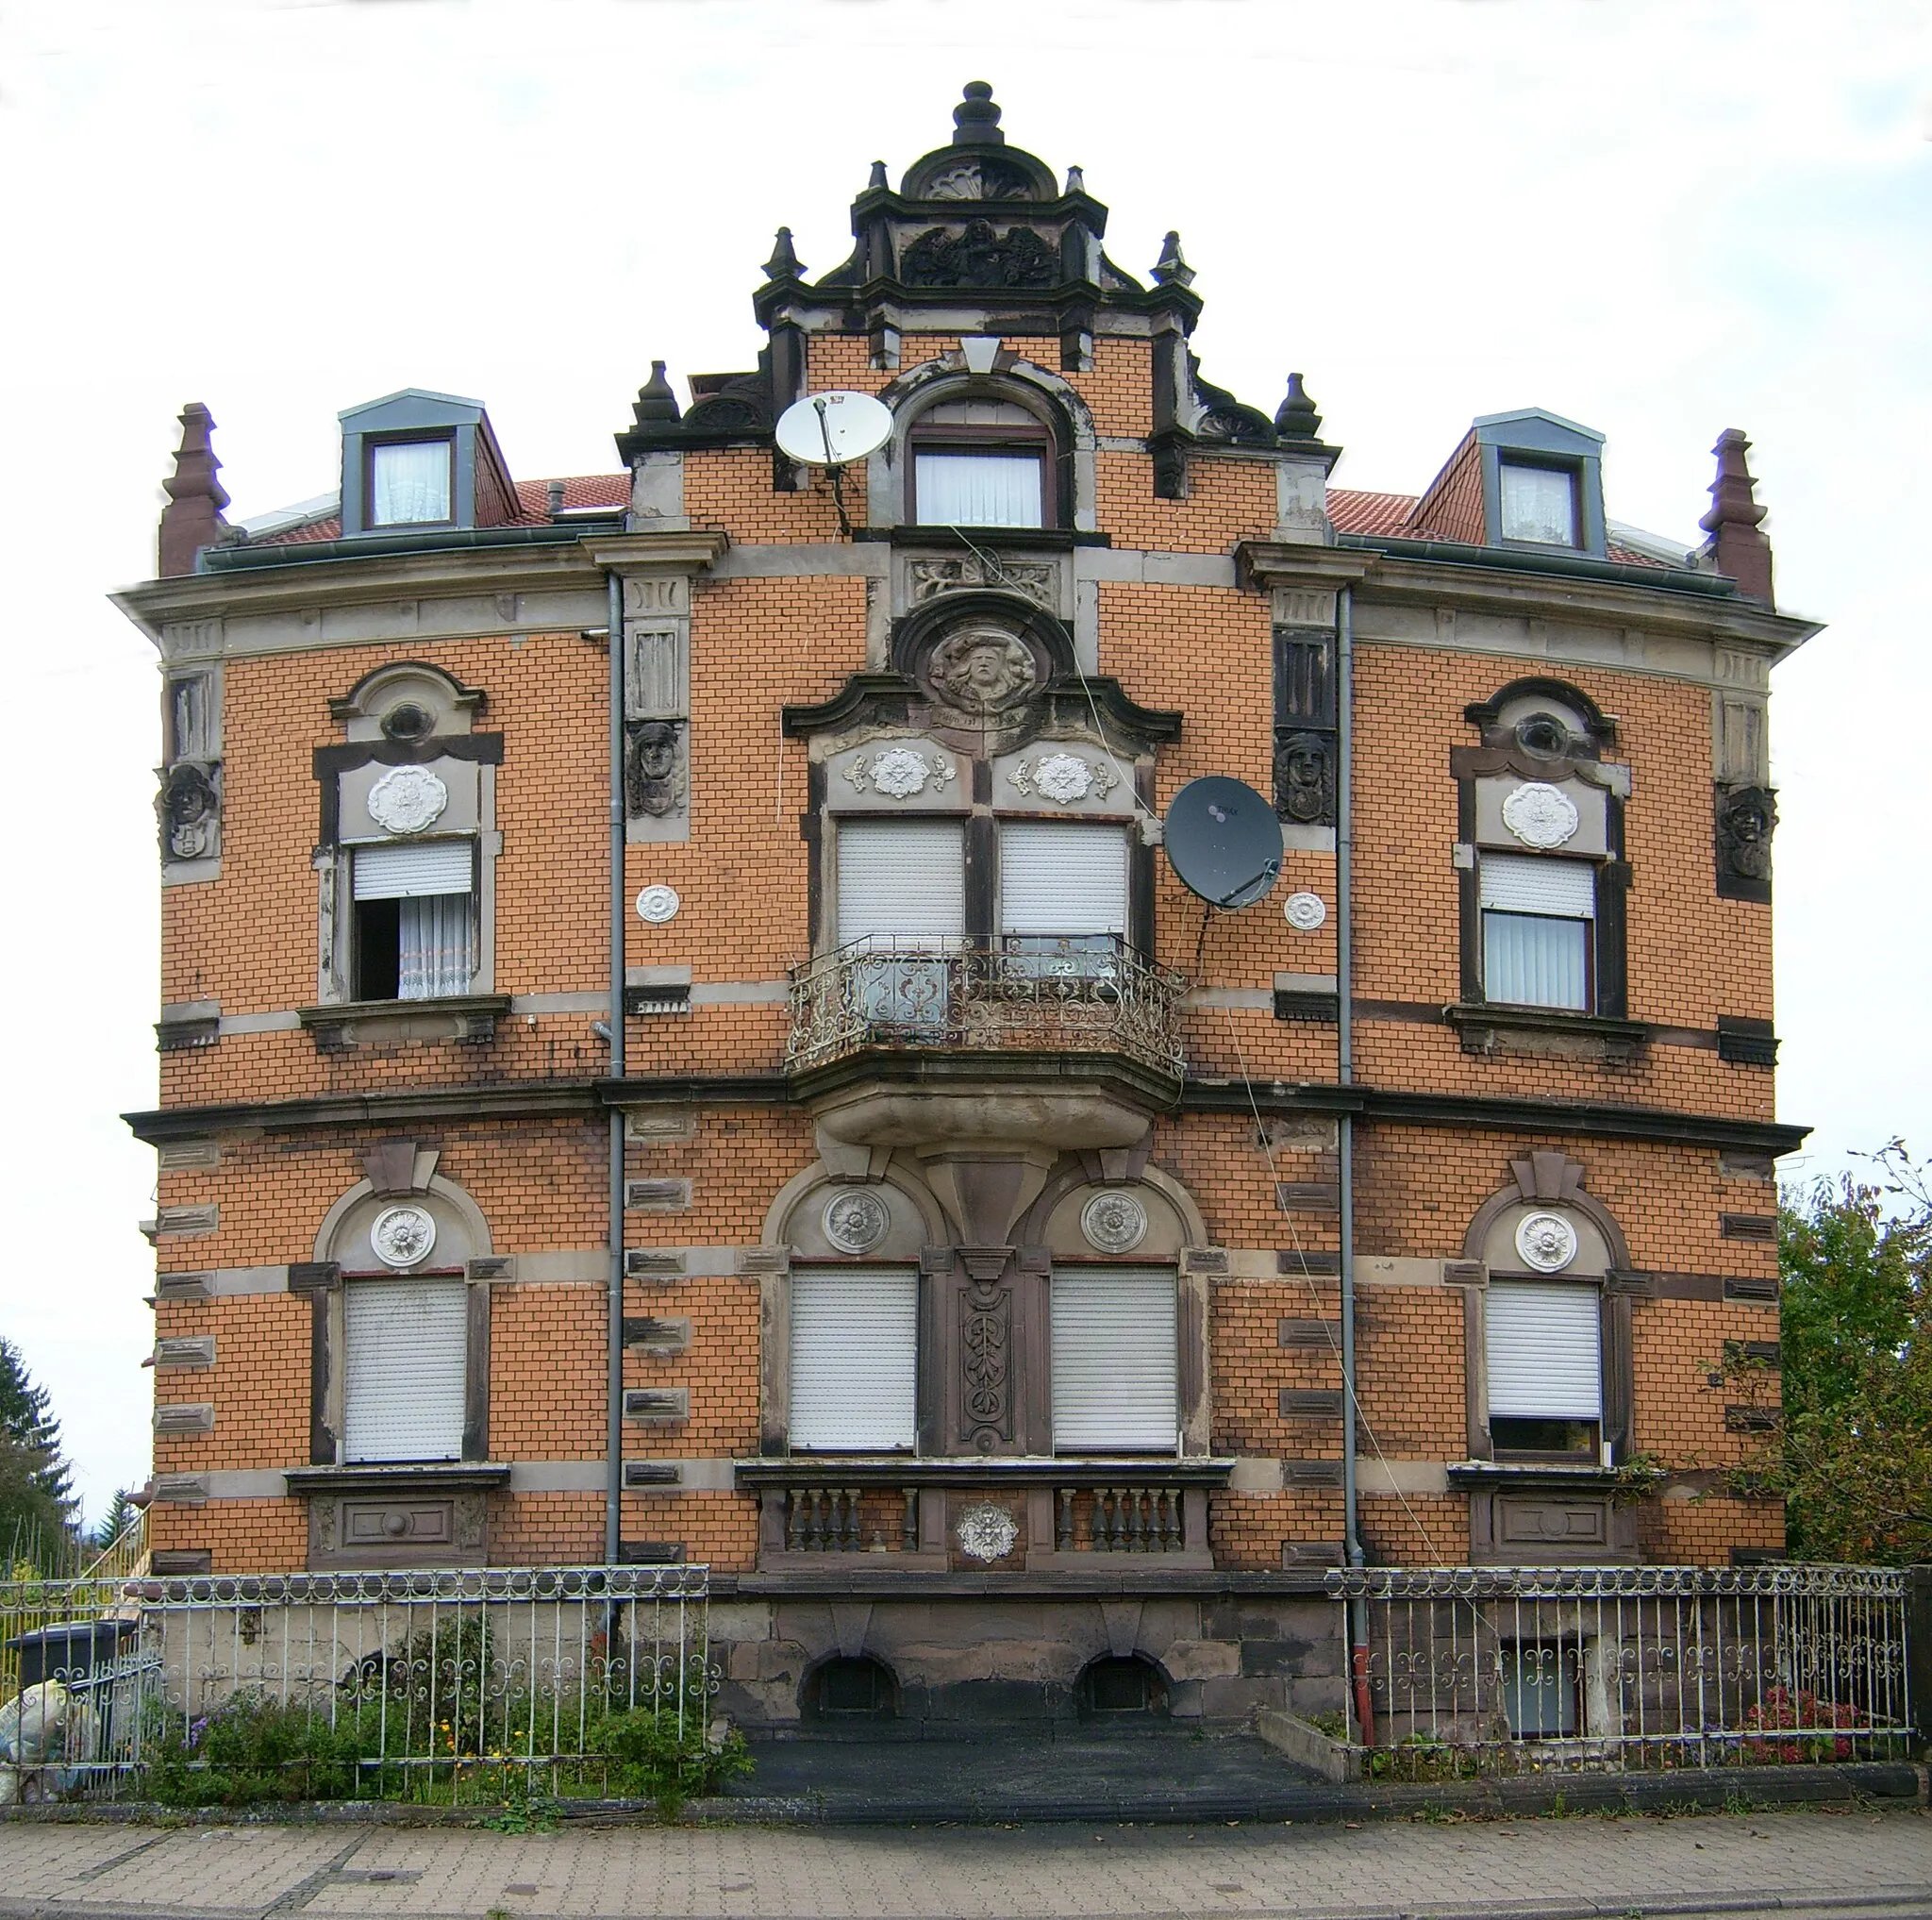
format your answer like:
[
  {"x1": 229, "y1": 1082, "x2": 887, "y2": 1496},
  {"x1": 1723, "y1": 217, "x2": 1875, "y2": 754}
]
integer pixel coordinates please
[
  {"x1": 1163, "y1": 776, "x2": 1281, "y2": 910},
  {"x1": 775, "y1": 391, "x2": 893, "y2": 467}
]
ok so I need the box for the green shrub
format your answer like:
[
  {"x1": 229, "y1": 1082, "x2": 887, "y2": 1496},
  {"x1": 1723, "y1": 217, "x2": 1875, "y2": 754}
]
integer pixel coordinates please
[
  {"x1": 147, "y1": 1695, "x2": 394, "y2": 1806},
  {"x1": 588, "y1": 1711, "x2": 752, "y2": 1817}
]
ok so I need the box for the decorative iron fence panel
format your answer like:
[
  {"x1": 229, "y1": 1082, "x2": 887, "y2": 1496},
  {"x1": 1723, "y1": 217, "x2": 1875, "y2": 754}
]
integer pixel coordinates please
[
  {"x1": 0, "y1": 1563, "x2": 711, "y2": 1805},
  {"x1": 786, "y1": 934, "x2": 1187, "y2": 1077},
  {"x1": 1327, "y1": 1564, "x2": 1912, "y2": 1776}
]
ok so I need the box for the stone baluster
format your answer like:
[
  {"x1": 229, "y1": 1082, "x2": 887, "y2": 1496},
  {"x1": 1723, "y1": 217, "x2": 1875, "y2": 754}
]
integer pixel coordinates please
[
  {"x1": 1108, "y1": 1488, "x2": 1128, "y2": 1552},
  {"x1": 787, "y1": 1490, "x2": 808, "y2": 1551},
  {"x1": 842, "y1": 1488, "x2": 862, "y2": 1550},
  {"x1": 807, "y1": 1488, "x2": 826, "y2": 1551},
  {"x1": 901, "y1": 1488, "x2": 919, "y2": 1553},
  {"x1": 1058, "y1": 1488, "x2": 1075, "y2": 1553}
]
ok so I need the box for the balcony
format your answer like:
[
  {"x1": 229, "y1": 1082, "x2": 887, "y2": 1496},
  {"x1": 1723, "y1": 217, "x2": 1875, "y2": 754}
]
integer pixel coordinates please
[{"x1": 785, "y1": 936, "x2": 1185, "y2": 1153}]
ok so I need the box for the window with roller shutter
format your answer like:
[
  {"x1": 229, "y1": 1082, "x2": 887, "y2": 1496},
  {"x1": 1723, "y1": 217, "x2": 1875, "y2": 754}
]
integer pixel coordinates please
[
  {"x1": 789, "y1": 1266, "x2": 919, "y2": 1451},
  {"x1": 342, "y1": 1277, "x2": 468, "y2": 1462},
  {"x1": 1050, "y1": 1267, "x2": 1179, "y2": 1452},
  {"x1": 351, "y1": 840, "x2": 475, "y2": 1000},
  {"x1": 1485, "y1": 1280, "x2": 1603, "y2": 1458},
  {"x1": 1479, "y1": 852, "x2": 1595, "y2": 1011}
]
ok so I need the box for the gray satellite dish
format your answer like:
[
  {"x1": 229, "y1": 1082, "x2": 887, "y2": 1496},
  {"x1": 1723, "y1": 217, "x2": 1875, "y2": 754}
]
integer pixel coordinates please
[
  {"x1": 1164, "y1": 776, "x2": 1281, "y2": 910},
  {"x1": 775, "y1": 391, "x2": 893, "y2": 467}
]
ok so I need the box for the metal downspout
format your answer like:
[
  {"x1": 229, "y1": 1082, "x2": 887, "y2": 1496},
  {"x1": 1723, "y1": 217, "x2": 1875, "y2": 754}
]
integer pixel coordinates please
[
  {"x1": 1336, "y1": 582, "x2": 1374, "y2": 1743},
  {"x1": 606, "y1": 571, "x2": 626, "y2": 1565}
]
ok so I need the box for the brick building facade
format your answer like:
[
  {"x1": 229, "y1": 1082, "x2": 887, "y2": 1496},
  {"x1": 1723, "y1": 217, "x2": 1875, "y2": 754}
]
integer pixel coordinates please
[{"x1": 117, "y1": 84, "x2": 1813, "y2": 1727}]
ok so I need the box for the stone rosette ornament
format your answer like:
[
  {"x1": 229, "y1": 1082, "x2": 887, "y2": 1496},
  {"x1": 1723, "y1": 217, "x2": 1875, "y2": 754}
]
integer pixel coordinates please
[
  {"x1": 1515, "y1": 1210, "x2": 1579, "y2": 1274},
  {"x1": 635, "y1": 884, "x2": 680, "y2": 925},
  {"x1": 370, "y1": 1203, "x2": 437, "y2": 1269},
  {"x1": 366, "y1": 765, "x2": 449, "y2": 837},
  {"x1": 823, "y1": 1189, "x2": 890, "y2": 1254},
  {"x1": 1081, "y1": 1190, "x2": 1149, "y2": 1254},
  {"x1": 1282, "y1": 891, "x2": 1326, "y2": 931},
  {"x1": 1010, "y1": 752, "x2": 1118, "y2": 806},
  {"x1": 1501, "y1": 780, "x2": 1580, "y2": 850},
  {"x1": 842, "y1": 746, "x2": 957, "y2": 799},
  {"x1": 954, "y1": 1501, "x2": 1020, "y2": 1562}
]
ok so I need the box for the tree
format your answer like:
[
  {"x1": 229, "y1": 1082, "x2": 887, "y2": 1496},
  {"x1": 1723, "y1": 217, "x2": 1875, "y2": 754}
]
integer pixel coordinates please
[
  {"x1": 92, "y1": 1486, "x2": 140, "y2": 1552},
  {"x1": 1748, "y1": 1144, "x2": 1932, "y2": 1564},
  {"x1": 0, "y1": 1337, "x2": 78, "y2": 1570}
]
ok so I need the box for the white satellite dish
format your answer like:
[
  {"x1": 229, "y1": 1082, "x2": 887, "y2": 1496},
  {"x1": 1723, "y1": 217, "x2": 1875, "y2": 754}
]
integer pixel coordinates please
[{"x1": 775, "y1": 391, "x2": 893, "y2": 468}]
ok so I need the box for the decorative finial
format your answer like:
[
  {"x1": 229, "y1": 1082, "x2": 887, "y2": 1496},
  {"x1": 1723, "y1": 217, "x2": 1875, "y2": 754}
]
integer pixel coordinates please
[
  {"x1": 1151, "y1": 230, "x2": 1194, "y2": 288},
  {"x1": 1698, "y1": 427, "x2": 1774, "y2": 604},
  {"x1": 761, "y1": 226, "x2": 804, "y2": 281},
  {"x1": 632, "y1": 360, "x2": 681, "y2": 426},
  {"x1": 158, "y1": 402, "x2": 230, "y2": 577},
  {"x1": 868, "y1": 159, "x2": 888, "y2": 191},
  {"x1": 952, "y1": 80, "x2": 1005, "y2": 147},
  {"x1": 1274, "y1": 372, "x2": 1323, "y2": 442},
  {"x1": 1064, "y1": 164, "x2": 1085, "y2": 194}
]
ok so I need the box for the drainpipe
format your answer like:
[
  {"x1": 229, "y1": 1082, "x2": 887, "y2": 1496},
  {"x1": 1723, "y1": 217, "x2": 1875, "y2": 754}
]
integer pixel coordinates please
[
  {"x1": 606, "y1": 571, "x2": 626, "y2": 1566},
  {"x1": 1335, "y1": 582, "x2": 1374, "y2": 1745}
]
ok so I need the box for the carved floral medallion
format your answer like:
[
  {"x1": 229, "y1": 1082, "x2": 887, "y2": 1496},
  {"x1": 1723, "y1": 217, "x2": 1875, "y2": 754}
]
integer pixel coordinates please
[
  {"x1": 1514, "y1": 1210, "x2": 1579, "y2": 1274},
  {"x1": 367, "y1": 766, "x2": 450, "y2": 837},
  {"x1": 1009, "y1": 751, "x2": 1118, "y2": 807},
  {"x1": 636, "y1": 884, "x2": 680, "y2": 925},
  {"x1": 1501, "y1": 781, "x2": 1580, "y2": 851},
  {"x1": 954, "y1": 1501, "x2": 1020, "y2": 1562},
  {"x1": 370, "y1": 1204, "x2": 437, "y2": 1269},
  {"x1": 823, "y1": 1189, "x2": 890, "y2": 1254},
  {"x1": 842, "y1": 747, "x2": 958, "y2": 800},
  {"x1": 1082, "y1": 1190, "x2": 1149, "y2": 1255},
  {"x1": 1283, "y1": 892, "x2": 1327, "y2": 931}
]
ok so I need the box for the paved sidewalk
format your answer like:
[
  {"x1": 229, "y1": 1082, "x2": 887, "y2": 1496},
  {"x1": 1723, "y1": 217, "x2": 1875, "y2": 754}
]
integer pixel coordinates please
[{"x1": 0, "y1": 1807, "x2": 1928, "y2": 1920}]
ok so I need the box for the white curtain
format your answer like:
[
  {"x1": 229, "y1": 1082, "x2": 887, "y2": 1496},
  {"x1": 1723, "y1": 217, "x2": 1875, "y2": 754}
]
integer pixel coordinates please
[
  {"x1": 1484, "y1": 913, "x2": 1588, "y2": 1010},
  {"x1": 1499, "y1": 463, "x2": 1575, "y2": 545},
  {"x1": 398, "y1": 894, "x2": 474, "y2": 999},
  {"x1": 915, "y1": 451, "x2": 1043, "y2": 527},
  {"x1": 370, "y1": 441, "x2": 452, "y2": 526}
]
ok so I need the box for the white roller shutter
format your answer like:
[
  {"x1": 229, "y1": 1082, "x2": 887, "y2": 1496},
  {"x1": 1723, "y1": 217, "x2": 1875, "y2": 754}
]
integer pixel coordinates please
[
  {"x1": 1000, "y1": 823, "x2": 1129, "y2": 936},
  {"x1": 354, "y1": 840, "x2": 474, "y2": 901},
  {"x1": 836, "y1": 821, "x2": 966, "y2": 946},
  {"x1": 1051, "y1": 1267, "x2": 1178, "y2": 1451},
  {"x1": 1486, "y1": 1282, "x2": 1602, "y2": 1421},
  {"x1": 342, "y1": 1278, "x2": 467, "y2": 1462},
  {"x1": 790, "y1": 1267, "x2": 918, "y2": 1450},
  {"x1": 1479, "y1": 853, "x2": 1595, "y2": 919}
]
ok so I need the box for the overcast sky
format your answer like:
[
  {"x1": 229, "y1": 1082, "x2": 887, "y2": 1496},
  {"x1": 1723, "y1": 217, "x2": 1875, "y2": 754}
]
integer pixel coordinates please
[{"x1": 1, "y1": 0, "x2": 1925, "y2": 1524}]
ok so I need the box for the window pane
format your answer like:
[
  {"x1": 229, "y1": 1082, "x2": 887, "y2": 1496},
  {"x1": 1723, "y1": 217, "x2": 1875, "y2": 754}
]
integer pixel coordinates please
[
  {"x1": 1499, "y1": 462, "x2": 1576, "y2": 545},
  {"x1": 1051, "y1": 1267, "x2": 1178, "y2": 1450},
  {"x1": 371, "y1": 440, "x2": 452, "y2": 526},
  {"x1": 342, "y1": 1278, "x2": 467, "y2": 1462},
  {"x1": 915, "y1": 451, "x2": 1043, "y2": 526},
  {"x1": 398, "y1": 893, "x2": 475, "y2": 999},
  {"x1": 790, "y1": 1267, "x2": 918, "y2": 1450},
  {"x1": 1484, "y1": 911, "x2": 1589, "y2": 1009},
  {"x1": 836, "y1": 820, "x2": 966, "y2": 945}
]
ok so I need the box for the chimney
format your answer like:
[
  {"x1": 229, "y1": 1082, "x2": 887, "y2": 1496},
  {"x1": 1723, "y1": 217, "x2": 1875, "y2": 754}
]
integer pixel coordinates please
[
  {"x1": 158, "y1": 404, "x2": 231, "y2": 578},
  {"x1": 1698, "y1": 427, "x2": 1774, "y2": 607}
]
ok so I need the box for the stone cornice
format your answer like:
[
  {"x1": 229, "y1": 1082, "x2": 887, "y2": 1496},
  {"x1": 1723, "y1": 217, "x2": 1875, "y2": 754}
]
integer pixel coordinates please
[{"x1": 110, "y1": 527, "x2": 728, "y2": 647}]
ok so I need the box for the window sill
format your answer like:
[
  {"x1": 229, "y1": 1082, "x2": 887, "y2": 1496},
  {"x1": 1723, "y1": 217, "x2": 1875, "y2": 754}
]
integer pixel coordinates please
[
  {"x1": 1446, "y1": 1003, "x2": 1646, "y2": 1064},
  {"x1": 736, "y1": 1456, "x2": 1233, "y2": 1487},
  {"x1": 285, "y1": 1462, "x2": 511, "y2": 1495},
  {"x1": 1448, "y1": 1460, "x2": 1617, "y2": 1487},
  {"x1": 863, "y1": 526, "x2": 1110, "y2": 550},
  {"x1": 299, "y1": 993, "x2": 510, "y2": 1050}
]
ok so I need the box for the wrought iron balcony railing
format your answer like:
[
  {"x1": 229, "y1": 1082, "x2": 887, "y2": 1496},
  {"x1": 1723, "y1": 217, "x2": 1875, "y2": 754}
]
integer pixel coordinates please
[{"x1": 784, "y1": 934, "x2": 1186, "y2": 1078}]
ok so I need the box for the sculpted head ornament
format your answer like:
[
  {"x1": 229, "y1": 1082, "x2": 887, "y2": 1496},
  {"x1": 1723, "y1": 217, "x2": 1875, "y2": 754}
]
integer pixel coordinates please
[{"x1": 928, "y1": 626, "x2": 1037, "y2": 713}]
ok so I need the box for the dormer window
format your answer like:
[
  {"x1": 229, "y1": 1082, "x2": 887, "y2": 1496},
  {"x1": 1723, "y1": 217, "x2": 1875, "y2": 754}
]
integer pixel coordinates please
[
  {"x1": 368, "y1": 437, "x2": 455, "y2": 527},
  {"x1": 908, "y1": 398, "x2": 1052, "y2": 527},
  {"x1": 1498, "y1": 460, "x2": 1578, "y2": 548}
]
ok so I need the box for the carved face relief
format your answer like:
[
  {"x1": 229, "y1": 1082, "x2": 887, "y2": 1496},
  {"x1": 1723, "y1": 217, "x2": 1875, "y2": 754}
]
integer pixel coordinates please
[
  {"x1": 1718, "y1": 785, "x2": 1777, "y2": 879},
  {"x1": 1514, "y1": 1210, "x2": 1579, "y2": 1274},
  {"x1": 370, "y1": 1204, "x2": 437, "y2": 1269},
  {"x1": 625, "y1": 721, "x2": 686, "y2": 819},
  {"x1": 367, "y1": 765, "x2": 449, "y2": 837},
  {"x1": 1273, "y1": 731, "x2": 1334, "y2": 825},
  {"x1": 160, "y1": 761, "x2": 219, "y2": 860},
  {"x1": 1081, "y1": 1190, "x2": 1149, "y2": 1255},
  {"x1": 823, "y1": 1189, "x2": 890, "y2": 1254},
  {"x1": 928, "y1": 627, "x2": 1038, "y2": 714},
  {"x1": 954, "y1": 1501, "x2": 1020, "y2": 1561},
  {"x1": 1502, "y1": 781, "x2": 1581, "y2": 851}
]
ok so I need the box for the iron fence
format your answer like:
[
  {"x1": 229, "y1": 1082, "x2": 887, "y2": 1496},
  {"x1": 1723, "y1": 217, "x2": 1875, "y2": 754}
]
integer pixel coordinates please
[
  {"x1": 785, "y1": 933, "x2": 1187, "y2": 1077},
  {"x1": 1, "y1": 1563, "x2": 712, "y2": 1805},
  {"x1": 1328, "y1": 1563, "x2": 1913, "y2": 1776}
]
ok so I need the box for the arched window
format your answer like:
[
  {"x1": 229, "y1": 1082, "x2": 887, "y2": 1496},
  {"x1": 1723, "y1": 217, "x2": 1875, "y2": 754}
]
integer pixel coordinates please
[{"x1": 908, "y1": 395, "x2": 1057, "y2": 528}]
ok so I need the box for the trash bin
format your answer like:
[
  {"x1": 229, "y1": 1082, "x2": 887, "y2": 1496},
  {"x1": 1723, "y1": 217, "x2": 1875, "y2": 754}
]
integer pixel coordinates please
[{"x1": 9, "y1": 1620, "x2": 131, "y2": 1690}]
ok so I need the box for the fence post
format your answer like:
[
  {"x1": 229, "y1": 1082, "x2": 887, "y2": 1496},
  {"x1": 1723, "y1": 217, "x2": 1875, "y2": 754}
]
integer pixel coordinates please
[{"x1": 1907, "y1": 1564, "x2": 1932, "y2": 1755}]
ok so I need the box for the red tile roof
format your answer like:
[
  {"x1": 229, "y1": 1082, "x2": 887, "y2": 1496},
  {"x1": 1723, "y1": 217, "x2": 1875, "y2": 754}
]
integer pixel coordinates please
[{"x1": 1330, "y1": 485, "x2": 1667, "y2": 567}]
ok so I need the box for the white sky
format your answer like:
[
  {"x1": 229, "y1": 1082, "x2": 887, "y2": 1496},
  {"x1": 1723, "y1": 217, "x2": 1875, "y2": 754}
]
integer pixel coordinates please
[{"x1": 0, "y1": 0, "x2": 1925, "y2": 1525}]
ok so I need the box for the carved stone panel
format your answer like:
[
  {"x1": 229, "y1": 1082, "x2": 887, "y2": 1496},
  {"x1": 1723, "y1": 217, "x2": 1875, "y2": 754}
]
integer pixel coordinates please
[
  {"x1": 907, "y1": 553, "x2": 1058, "y2": 611},
  {"x1": 958, "y1": 1277, "x2": 1014, "y2": 1452},
  {"x1": 308, "y1": 1491, "x2": 489, "y2": 1570},
  {"x1": 900, "y1": 220, "x2": 1057, "y2": 289},
  {"x1": 625, "y1": 721, "x2": 687, "y2": 820},
  {"x1": 1272, "y1": 730, "x2": 1334, "y2": 826},
  {"x1": 1715, "y1": 782, "x2": 1776, "y2": 901},
  {"x1": 159, "y1": 760, "x2": 222, "y2": 862}
]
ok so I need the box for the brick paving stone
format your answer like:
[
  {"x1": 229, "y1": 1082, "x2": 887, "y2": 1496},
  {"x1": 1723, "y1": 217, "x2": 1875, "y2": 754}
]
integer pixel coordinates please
[{"x1": 1, "y1": 1809, "x2": 1929, "y2": 1919}]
